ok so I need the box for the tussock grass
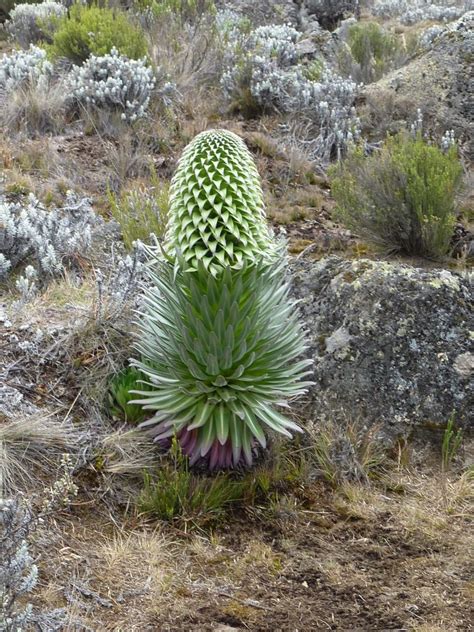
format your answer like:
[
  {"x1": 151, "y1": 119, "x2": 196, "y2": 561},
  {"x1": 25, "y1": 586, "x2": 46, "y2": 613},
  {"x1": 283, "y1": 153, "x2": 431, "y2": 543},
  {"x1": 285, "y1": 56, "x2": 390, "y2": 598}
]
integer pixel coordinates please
[
  {"x1": 108, "y1": 172, "x2": 169, "y2": 249},
  {"x1": 0, "y1": 412, "x2": 83, "y2": 495},
  {"x1": 145, "y1": 6, "x2": 221, "y2": 95},
  {"x1": 99, "y1": 429, "x2": 158, "y2": 477},
  {"x1": 104, "y1": 132, "x2": 154, "y2": 194},
  {"x1": 0, "y1": 79, "x2": 67, "y2": 137},
  {"x1": 304, "y1": 419, "x2": 386, "y2": 487},
  {"x1": 63, "y1": 312, "x2": 135, "y2": 406}
]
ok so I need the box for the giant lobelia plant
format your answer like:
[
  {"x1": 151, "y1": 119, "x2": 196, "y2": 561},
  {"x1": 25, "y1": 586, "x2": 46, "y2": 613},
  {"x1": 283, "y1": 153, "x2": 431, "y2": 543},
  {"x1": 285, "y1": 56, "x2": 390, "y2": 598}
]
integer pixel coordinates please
[{"x1": 131, "y1": 129, "x2": 312, "y2": 468}]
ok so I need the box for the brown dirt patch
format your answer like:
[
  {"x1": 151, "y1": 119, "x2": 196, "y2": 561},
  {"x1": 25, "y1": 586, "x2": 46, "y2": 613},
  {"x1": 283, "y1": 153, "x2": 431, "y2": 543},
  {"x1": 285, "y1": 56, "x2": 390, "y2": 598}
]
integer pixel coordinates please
[{"x1": 32, "y1": 469, "x2": 473, "y2": 632}]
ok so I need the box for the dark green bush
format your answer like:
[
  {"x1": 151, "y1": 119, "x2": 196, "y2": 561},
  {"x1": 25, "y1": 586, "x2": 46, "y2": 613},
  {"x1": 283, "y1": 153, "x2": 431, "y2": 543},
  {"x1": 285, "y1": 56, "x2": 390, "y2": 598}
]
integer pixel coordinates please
[
  {"x1": 330, "y1": 133, "x2": 463, "y2": 257},
  {"x1": 47, "y1": 4, "x2": 148, "y2": 64}
]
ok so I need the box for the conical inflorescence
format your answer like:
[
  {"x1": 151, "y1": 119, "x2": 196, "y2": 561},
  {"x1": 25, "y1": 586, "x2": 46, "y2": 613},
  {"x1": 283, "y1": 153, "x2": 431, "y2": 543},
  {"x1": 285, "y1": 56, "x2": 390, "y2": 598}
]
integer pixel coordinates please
[
  {"x1": 165, "y1": 129, "x2": 276, "y2": 274},
  {"x1": 132, "y1": 129, "x2": 312, "y2": 468}
]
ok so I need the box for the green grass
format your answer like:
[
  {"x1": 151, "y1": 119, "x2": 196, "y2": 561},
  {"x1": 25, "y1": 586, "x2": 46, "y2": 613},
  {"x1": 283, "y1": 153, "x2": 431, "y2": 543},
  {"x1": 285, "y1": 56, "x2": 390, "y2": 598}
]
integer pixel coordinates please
[
  {"x1": 138, "y1": 439, "x2": 248, "y2": 525},
  {"x1": 137, "y1": 438, "x2": 311, "y2": 527},
  {"x1": 441, "y1": 413, "x2": 463, "y2": 473}
]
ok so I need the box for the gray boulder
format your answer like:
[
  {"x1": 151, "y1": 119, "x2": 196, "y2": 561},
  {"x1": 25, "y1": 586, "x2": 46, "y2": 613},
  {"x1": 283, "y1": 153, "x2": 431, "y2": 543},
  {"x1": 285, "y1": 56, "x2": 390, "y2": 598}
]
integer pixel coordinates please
[{"x1": 291, "y1": 257, "x2": 473, "y2": 439}]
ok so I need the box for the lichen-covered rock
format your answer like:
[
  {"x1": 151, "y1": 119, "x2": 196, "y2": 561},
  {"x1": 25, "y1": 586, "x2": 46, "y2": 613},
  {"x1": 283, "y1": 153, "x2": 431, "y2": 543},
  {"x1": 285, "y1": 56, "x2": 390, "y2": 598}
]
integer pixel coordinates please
[{"x1": 291, "y1": 257, "x2": 473, "y2": 439}]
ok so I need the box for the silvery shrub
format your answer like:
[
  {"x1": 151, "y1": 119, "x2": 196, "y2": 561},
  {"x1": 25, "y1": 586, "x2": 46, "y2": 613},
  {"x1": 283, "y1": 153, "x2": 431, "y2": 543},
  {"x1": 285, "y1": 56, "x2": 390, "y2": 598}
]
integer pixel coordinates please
[
  {"x1": 0, "y1": 46, "x2": 53, "y2": 94},
  {"x1": 66, "y1": 48, "x2": 162, "y2": 122},
  {"x1": 0, "y1": 192, "x2": 100, "y2": 281},
  {"x1": 6, "y1": 2, "x2": 66, "y2": 48}
]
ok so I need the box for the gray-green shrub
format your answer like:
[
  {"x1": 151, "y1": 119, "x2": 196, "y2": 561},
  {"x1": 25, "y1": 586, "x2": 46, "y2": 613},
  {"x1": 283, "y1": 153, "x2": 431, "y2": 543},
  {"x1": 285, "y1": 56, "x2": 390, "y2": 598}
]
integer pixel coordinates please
[
  {"x1": 1, "y1": 0, "x2": 41, "y2": 21},
  {"x1": 345, "y1": 21, "x2": 403, "y2": 83},
  {"x1": 330, "y1": 133, "x2": 463, "y2": 257},
  {"x1": 66, "y1": 47, "x2": 156, "y2": 122}
]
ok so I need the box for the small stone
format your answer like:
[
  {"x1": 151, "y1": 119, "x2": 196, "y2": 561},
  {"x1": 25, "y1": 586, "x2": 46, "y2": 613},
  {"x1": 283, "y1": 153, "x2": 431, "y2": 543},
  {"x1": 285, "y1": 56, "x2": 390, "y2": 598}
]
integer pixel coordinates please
[{"x1": 453, "y1": 352, "x2": 474, "y2": 378}]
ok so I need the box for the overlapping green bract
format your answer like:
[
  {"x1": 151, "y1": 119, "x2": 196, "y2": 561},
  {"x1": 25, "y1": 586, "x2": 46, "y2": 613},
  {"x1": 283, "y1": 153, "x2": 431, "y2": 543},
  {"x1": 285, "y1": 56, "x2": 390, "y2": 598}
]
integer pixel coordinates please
[
  {"x1": 165, "y1": 129, "x2": 276, "y2": 274},
  {"x1": 132, "y1": 253, "x2": 312, "y2": 467}
]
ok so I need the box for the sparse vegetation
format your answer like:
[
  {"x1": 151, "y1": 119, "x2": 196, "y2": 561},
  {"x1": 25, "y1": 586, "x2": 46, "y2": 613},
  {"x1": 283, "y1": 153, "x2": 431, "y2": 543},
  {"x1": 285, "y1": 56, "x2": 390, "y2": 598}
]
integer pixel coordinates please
[
  {"x1": 330, "y1": 132, "x2": 463, "y2": 257},
  {"x1": 108, "y1": 172, "x2": 169, "y2": 248},
  {"x1": 220, "y1": 20, "x2": 360, "y2": 163},
  {"x1": 137, "y1": 0, "x2": 216, "y2": 23},
  {"x1": 373, "y1": 0, "x2": 471, "y2": 24}
]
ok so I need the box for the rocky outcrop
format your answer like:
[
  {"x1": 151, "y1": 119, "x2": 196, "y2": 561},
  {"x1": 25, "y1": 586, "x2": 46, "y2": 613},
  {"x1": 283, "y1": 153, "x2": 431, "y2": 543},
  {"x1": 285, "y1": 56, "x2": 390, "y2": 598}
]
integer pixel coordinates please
[
  {"x1": 292, "y1": 257, "x2": 473, "y2": 440},
  {"x1": 360, "y1": 11, "x2": 474, "y2": 160}
]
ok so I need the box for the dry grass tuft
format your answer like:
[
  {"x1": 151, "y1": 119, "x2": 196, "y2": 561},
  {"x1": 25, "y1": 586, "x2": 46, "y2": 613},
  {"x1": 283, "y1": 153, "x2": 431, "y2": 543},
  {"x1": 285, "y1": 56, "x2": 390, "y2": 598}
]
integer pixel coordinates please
[
  {"x1": 11, "y1": 137, "x2": 63, "y2": 179},
  {"x1": 391, "y1": 467, "x2": 474, "y2": 541},
  {"x1": 0, "y1": 412, "x2": 83, "y2": 495},
  {"x1": 146, "y1": 11, "x2": 221, "y2": 96},
  {"x1": 304, "y1": 419, "x2": 386, "y2": 487},
  {"x1": 96, "y1": 529, "x2": 179, "y2": 599},
  {"x1": 0, "y1": 80, "x2": 67, "y2": 137},
  {"x1": 99, "y1": 429, "x2": 158, "y2": 477}
]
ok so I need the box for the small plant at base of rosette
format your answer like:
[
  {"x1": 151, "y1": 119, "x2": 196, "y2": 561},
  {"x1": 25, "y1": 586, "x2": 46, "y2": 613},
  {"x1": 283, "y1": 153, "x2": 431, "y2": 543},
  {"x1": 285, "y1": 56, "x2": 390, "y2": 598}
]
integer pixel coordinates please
[{"x1": 108, "y1": 366, "x2": 151, "y2": 425}]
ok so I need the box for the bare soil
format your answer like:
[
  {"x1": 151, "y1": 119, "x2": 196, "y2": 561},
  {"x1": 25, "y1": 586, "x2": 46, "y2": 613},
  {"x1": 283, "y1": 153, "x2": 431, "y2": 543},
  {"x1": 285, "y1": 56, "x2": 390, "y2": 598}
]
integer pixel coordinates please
[{"x1": 30, "y1": 464, "x2": 473, "y2": 632}]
